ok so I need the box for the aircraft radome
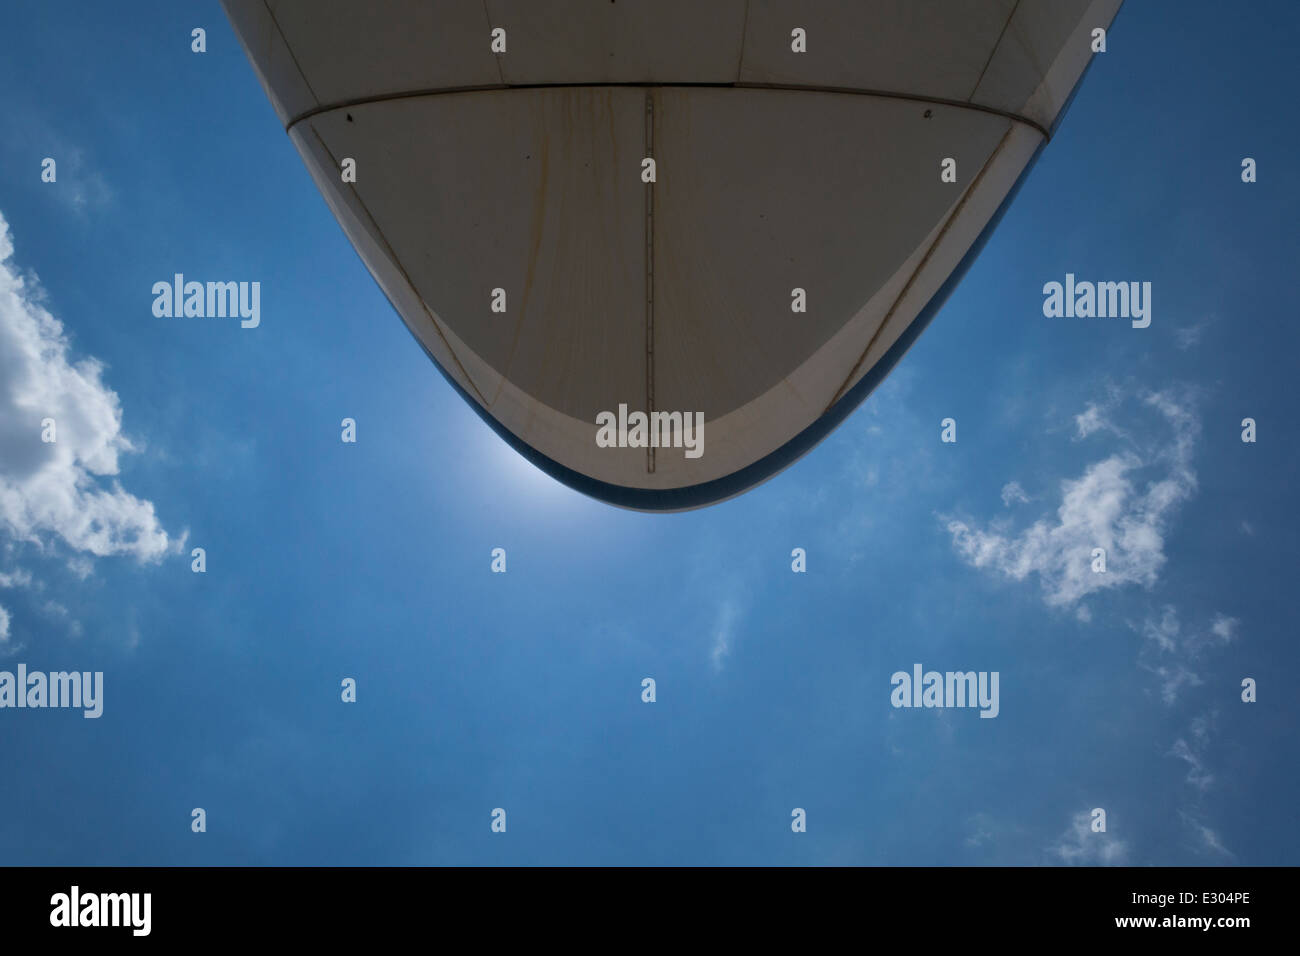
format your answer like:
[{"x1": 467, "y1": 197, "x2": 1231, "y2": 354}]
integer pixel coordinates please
[{"x1": 223, "y1": 0, "x2": 1122, "y2": 511}]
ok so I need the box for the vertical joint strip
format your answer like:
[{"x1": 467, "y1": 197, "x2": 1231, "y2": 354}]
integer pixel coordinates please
[{"x1": 644, "y1": 90, "x2": 656, "y2": 474}]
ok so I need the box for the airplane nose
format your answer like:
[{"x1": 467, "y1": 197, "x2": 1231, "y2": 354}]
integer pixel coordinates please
[{"x1": 222, "y1": 0, "x2": 1121, "y2": 511}]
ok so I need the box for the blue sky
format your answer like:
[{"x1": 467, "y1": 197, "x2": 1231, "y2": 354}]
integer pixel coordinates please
[{"x1": 0, "y1": 0, "x2": 1296, "y2": 865}]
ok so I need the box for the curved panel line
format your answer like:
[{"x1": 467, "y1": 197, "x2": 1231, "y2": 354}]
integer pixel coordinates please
[
  {"x1": 284, "y1": 81, "x2": 1052, "y2": 140},
  {"x1": 824, "y1": 122, "x2": 1021, "y2": 412},
  {"x1": 302, "y1": 125, "x2": 491, "y2": 408}
]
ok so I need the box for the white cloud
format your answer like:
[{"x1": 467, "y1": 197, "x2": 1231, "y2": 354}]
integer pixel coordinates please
[
  {"x1": 1174, "y1": 319, "x2": 1209, "y2": 350},
  {"x1": 943, "y1": 389, "x2": 1198, "y2": 609},
  {"x1": 1073, "y1": 402, "x2": 1112, "y2": 439},
  {"x1": 1170, "y1": 716, "x2": 1233, "y2": 857},
  {"x1": 1210, "y1": 614, "x2": 1238, "y2": 643},
  {"x1": 1135, "y1": 607, "x2": 1239, "y2": 705},
  {"x1": 67, "y1": 555, "x2": 94, "y2": 580},
  {"x1": 1049, "y1": 811, "x2": 1129, "y2": 866},
  {"x1": 1149, "y1": 662, "x2": 1202, "y2": 705},
  {"x1": 1140, "y1": 604, "x2": 1180, "y2": 653},
  {"x1": 709, "y1": 599, "x2": 742, "y2": 671},
  {"x1": 0, "y1": 604, "x2": 9, "y2": 643},
  {"x1": 1189, "y1": 713, "x2": 1211, "y2": 746},
  {"x1": 40, "y1": 599, "x2": 83, "y2": 638},
  {"x1": 1000, "y1": 481, "x2": 1030, "y2": 507},
  {"x1": 1179, "y1": 811, "x2": 1232, "y2": 858},
  {"x1": 965, "y1": 821, "x2": 994, "y2": 848},
  {"x1": 0, "y1": 209, "x2": 176, "y2": 570},
  {"x1": 41, "y1": 146, "x2": 114, "y2": 216},
  {"x1": 1171, "y1": 720, "x2": 1214, "y2": 792},
  {"x1": 0, "y1": 568, "x2": 32, "y2": 588}
]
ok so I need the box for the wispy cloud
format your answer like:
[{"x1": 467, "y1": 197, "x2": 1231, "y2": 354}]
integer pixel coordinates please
[
  {"x1": 1170, "y1": 714, "x2": 1234, "y2": 859},
  {"x1": 965, "y1": 816, "x2": 996, "y2": 849},
  {"x1": 1167, "y1": 706, "x2": 1235, "y2": 858},
  {"x1": 1135, "y1": 607, "x2": 1240, "y2": 705},
  {"x1": 1171, "y1": 735, "x2": 1213, "y2": 792},
  {"x1": 709, "y1": 599, "x2": 742, "y2": 671},
  {"x1": 1149, "y1": 661, "x2": 1203, "y2": 706},
  {"x1": 1073, "y1": 402, "x2": 1116, "y2": 439},
  {"x1": 1209, "y1": 614, "x2": 1238, "y2": 643},
  {"x1": 40, "y1": 598, "x2": 83, "y2": 639},
  {"x1": 1140, "y1": 605, "x2": 1180, "y2": 653},
  {"x1": 1049, "y1": 810, "x2": 1129, "y2": 865},
  {"x1": 1000, "y1": 481, "x2": 1030, "y2": 507},
  {"x1": 942, "y1": 388, "x2": 1199, "y2": 609},
  {"x1": 14, "y1": 117, "x2": 115, "y2": 218},
  {"x1": 0, "y1": 568, "x2": 32, "y2": 588},
  {"x1": 47, "y1": 146, "x2": 113, "y2": 215},
  {"x1": 1135, "y1": 607, "x2": 1240, "y2": 859},
  {"x1": 1178, "y1": 810, "x2": 1233, "y2": 858},
  {"x1": 1174, "y1": 318, "x2": 1210, "y2": 350}
]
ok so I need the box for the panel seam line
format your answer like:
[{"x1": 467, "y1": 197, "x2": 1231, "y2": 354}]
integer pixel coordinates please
[
  {"x1": 284, "y1": 82, "x2": 1051, "y2": 141},
  {"x1": 823, "y1": 124, "x2": 1020, "y2": 412}
]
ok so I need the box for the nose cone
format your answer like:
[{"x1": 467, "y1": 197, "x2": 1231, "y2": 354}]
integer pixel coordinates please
[{"x1": 224, "y1": 0, "x2": 1120, "y2": 510}]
